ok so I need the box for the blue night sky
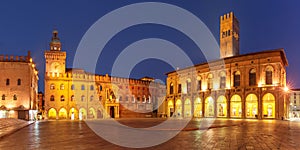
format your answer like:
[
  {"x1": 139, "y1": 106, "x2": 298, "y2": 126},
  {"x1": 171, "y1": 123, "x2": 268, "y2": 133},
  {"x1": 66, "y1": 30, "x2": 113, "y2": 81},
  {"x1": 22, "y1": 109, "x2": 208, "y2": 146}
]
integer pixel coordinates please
[{"x1": 0, "y1": 1, "x2": 299, "y2": 92}]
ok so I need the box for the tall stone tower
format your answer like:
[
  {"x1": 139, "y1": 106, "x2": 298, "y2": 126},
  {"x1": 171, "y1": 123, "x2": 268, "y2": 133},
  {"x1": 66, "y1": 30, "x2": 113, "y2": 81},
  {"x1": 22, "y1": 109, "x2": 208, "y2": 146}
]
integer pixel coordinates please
[
  {"x1": 220, "y1": 12, "x2": 240, "y2": 58},
  {"x1": 44, "y1": 30, "x2": 66, "y2": 75}
]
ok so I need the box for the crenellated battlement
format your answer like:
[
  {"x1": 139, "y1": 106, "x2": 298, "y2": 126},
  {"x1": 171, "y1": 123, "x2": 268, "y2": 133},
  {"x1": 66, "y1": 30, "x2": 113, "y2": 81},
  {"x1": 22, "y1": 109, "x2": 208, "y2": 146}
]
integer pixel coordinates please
[
  {"x1": 220, "y1": 12, "x2": 234, "y2": 21},
  {"x1": 45, "y1": 71, "x2": 163, "y2": 86},
  {"x1": 0, "y1": 51, "x2": 32, "y2": 63}
]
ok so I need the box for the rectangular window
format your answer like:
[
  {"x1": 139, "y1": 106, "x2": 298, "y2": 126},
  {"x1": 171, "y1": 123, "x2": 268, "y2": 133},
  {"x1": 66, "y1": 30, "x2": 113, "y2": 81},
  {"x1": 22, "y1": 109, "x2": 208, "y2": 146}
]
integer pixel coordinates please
[
  {"x1": 249, "y1": 73, "x2": 256, "y2": 86},
  {"x1": 178, "y1": 84, "x2": 182, "y2": 93},
  {"x1": 266, "y1": 71, "x2": 272, "y2": 85},
  {"x1": 220, "y1": 77, "x2": 226, "y2": 89},
  {"x1": 197, "y1": 80, "x2": 202, "y2": 91},
  {"x1": 17, "y1": 79, "x2": 21, "y2": 86},
  {"x1": 187, "y1": 82, "x2": 191, "y2": 93},
  {"x1": 6, "y1": 79, "x2": 9, "y2": 86},
  {"x1": 234, "y1": 75, "x2": 240, "y2": 87},
  {"x1": 208, "y1": 78, "x2": 213, "y2": 90}
]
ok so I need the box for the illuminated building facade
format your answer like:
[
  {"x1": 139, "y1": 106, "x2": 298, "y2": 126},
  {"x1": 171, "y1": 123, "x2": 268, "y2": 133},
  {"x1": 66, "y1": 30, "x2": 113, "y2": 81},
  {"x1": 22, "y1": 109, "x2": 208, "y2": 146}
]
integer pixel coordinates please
[
  {"x1": 289, "y1": 89, "x2": 300, "y2": 118},
  {"x1": 0, "y1": 52, "x2": 39, "y2": 120},
  {"x1": 44, "y1": 30, "x2": 165, "y2": 120},
  {"x1": 165, "y1": 12, "x2": 289, "y2": 120}
]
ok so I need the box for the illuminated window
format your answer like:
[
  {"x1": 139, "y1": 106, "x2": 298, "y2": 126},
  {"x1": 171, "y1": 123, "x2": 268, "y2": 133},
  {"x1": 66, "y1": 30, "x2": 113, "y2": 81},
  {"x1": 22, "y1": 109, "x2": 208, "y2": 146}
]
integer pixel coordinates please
[
  {"x1": 60, "y1": 95, "x2": 65, "y2": 101},
  {"x1": 262, "y1": 93, "x2": 275, "y2": 118},
  {"x1": 60, "y1": 84, "x2": 65, "y2": 90},
  {"x1": 246, "y1": 94, "x2": 258, "y2": 118},
  {"x1": 13, "y1": 95, "x2": 17, "y2": 100},
  {"x1": 266, "y1": 66, "x2": 273, "y2": 85},
  {"x1": 230, "y1": 94, "x2": 242, "y2": 118},
  {"x1": 194, "y1": 98, "x2": 202, "y2": 117},
  {"x1": 178, "y1": 84, "x2": 182, "y2": 93},
  {"x1": 50, "y1": 95, "x2": 55, "y2": 101},
  {"x1": 50, "y1": 84, "x2": 55, "y2": 90},
  {"x1": 205, "y1": 97, "x2": 214, "y2": 117},
  {"x1": 233, "y1": 71, "x2": 241, "y2": 87},
  {"x1": 249, "y1": 69, "x2": 256, "y2": 86},
  {"x1": 71, "y1": 84, "x2": 75, "y2": 90},
  {"x1": 170, "y1": 83, "x2": 174, "y2": 94},
  {"x1": 17, "y1": 79, "x2": 21, "y2": 86},
  {"x1": 90, "y1": 85, "x2": 94, "y2": 91},
  {"x1": 6, "y1": 79, "x2": 9, "y2": 86},
  {"x1": 81, "y1": 85, "x2": 85, "y2": 90},
  {"x1": 2, "y1": 94, "x2": 5, "y2": 100}
]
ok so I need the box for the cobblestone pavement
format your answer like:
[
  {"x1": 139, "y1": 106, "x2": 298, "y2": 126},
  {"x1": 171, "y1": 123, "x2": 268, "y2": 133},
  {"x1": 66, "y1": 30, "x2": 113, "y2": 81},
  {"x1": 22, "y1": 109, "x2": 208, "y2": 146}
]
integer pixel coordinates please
[
  {"x1": 0, "y1": 119, "x2": 300, "y2": 150},
  {"x1": 0, "y1": 119, "x2": 33, "y2": 138}
]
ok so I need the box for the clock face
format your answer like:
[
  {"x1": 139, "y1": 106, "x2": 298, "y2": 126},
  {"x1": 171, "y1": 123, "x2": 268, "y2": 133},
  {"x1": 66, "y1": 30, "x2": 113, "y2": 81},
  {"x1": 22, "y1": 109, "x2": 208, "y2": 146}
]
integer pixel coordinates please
[{"x1": 51, "y1": 62, "x2": 61, "y2": 71}]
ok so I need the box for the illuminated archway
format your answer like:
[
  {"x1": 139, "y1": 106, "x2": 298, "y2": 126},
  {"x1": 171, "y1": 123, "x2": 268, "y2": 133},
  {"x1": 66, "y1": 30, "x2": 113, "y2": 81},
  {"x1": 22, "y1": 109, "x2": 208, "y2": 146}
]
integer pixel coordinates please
[
  {"x1": 58, "y1": 108, "x2": 68, "y2": 119},
  {"x1": 69, "y1": 108, "x2": 78, "y2": 120},
  {"x1": 79, "y1": 108, "x2": 87, "y2": 120},
  {"x1": 89, "y1": 107, "x2": 97, "y2": 119},
  {"x1": 217, "y1": 96, "x2": 227, "y2": 117},
  {"x1": 246, "y1": 94, "x2": 258, "y2": 118},
  {"x1": 48, "y1": 108, "x2": 57, "y2": 119},
  {"x1": 175, "y1": 99, "x2": 182, "y2": 117},
  {"x1": 205, "y1": 96, "x2": 214, "y2": 117},
  {"x1": 230, "y1": 95, "x2": 242, "y2": 118},
  {"x1": 184, "y1": 99, "x2": 191, "y2": 117},
  {"x1": 194, "y1": 98, "x2": 202, "y2": 117},
  {"x1": 262, "y1": 93, "x2": 275, "y2": 118}
]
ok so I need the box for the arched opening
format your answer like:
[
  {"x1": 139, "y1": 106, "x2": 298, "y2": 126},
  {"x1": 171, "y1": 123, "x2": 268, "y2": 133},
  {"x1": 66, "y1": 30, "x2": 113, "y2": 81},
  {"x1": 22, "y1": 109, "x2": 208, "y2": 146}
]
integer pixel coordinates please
[
  {"x1": 97, "y1": 108, "x2": 103, "y2": 119},
  {"x1": 246, "y1": 94, "x2": 258, "y2": 118},
  {"x1": 167, "y1": 100, "x2": 174, "y2": 117},
  {"x1": 205, "y1": 96, "x2": 214, "y2": 117},
  {"x1": 194, "y1": 98, "x2": 202, "y2": 117},
  {"x1": 79, "y1": 108, "x2": 87, "y2": 120},
  {"x1": 58, "y1": 108, "x2": 68, "y2": 119},
  {"x1": 262, "y1": 93, "x2": 275, "y2": 118},
  {"x1": 88, "y1": 107, "x2": 96, "y2": 119},
  {"x1": 48, "y1": 108, "x2": 57, "y2": 119},
  {"x1": 175, "y1": 100, "x2": 182, "y2": 117},
  {"x1": 184, "y1": 99, "x2": 191, "y2": 117},
  {"x1": 230, "y1": 95, "x2": 242, "y2": 118},
  {"x1": 69, "y1": 108, "x2": 78, "y2": 120},
  {"x1": 217, "y1": 96, "x2": 227, "y2": 117}
]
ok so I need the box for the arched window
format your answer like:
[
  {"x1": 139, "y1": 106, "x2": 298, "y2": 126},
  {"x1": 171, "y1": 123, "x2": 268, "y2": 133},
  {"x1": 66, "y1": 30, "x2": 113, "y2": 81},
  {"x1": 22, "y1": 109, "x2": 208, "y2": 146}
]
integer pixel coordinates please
[
  {"x1": 17, "y1": 79, "x2": 21, "y2": 86},
  {"x1": 60, "y1": 95, "x2": 65, "y2": 101},
  {"x1": 233, "y1": 71, "x2": 241, "y2": 87},
  {"x1": 249, "y1": 69, "x2": 256, "y2": 86},
  {"x1": 2, "y1": 94, "x2": 5, "y2": 100},
  {"x1": 90, "y1": 95, "x2": 94, "y2": 102},
  {"x1": 207, "y1": 74, "x2": 213, "y2": 90},
  {"x1": 266, "y1": 66, "x2": 273, "y2": 85},
  {"x1": 60, "y1": 84, "x2": 65, "y2": 90},
  {"x1": 50, "y1": 84, "x2": 55, "y2": 90},
  {"x1": 71, "y1": 95, "x2": 74, "y2": 101},
  {"x1": 119, "y1": 96, "x2": 122, "y2": 102},
  {"x1": 71, "y1": 84, "x2": 75, "y2": 90},
  {"x1": 81, "y1": 95, "x2": 85, "y2": 102},
  {"x1": 90, "y1": 85, "x2": 94, "y2": 91},
  {"x1": 13, "y1": 95, "x2": 17, "y2": 100},
  {"x1": 169, "y1": 83, "x2": 174, "y2": 94},
  {"x1": 99, "y1": 85, "x2": 103, "y2": 91},
  {"x1": 81, "y1": 85, "x2": 85, "y2": 90},
  {"x1": 50, "y1": 95, "x2": 55, "y2": 101},
  {"x1": 6, "y1": 79, "x2": 9, "y2": 86}
]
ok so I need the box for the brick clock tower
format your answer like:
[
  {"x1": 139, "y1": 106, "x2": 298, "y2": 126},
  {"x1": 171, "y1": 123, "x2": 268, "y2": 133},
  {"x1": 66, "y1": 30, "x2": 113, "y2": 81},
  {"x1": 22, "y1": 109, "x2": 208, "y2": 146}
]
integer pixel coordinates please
[
  {"x1": 44, "y1": 30, "x2": 66, "y2": 75},
  {"x1": 220, "y1": 12, "x2": 240, "y2": 58}
]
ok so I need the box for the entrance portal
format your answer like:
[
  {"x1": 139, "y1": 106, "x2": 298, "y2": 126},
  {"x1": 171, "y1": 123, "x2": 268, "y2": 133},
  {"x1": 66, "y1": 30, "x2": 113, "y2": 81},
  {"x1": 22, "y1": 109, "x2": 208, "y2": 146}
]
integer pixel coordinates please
[{"x1": 110, "y1": 107, "x2": 115, "y2": 118}]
